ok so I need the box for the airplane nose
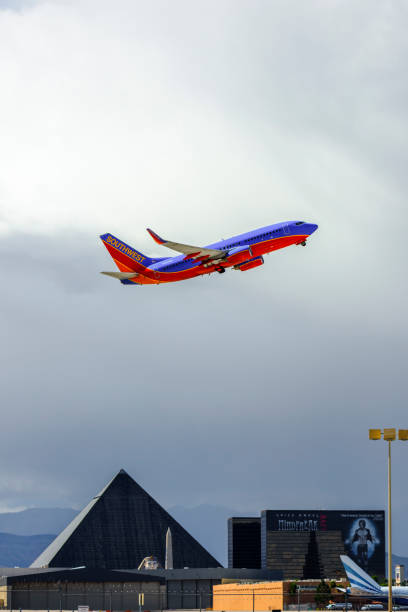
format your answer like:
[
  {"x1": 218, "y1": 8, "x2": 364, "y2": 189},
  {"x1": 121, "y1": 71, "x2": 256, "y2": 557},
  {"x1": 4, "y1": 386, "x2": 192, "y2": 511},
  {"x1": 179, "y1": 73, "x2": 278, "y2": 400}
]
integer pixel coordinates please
[{"x1": 308, "y1": 223, "x2": 318, "y2": 234}]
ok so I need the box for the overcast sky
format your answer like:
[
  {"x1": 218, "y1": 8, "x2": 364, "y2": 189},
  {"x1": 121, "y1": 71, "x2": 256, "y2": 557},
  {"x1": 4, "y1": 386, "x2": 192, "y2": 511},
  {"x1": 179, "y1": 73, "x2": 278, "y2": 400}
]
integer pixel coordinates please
[{"x1": 1, "y1": 0, "x2": 408, "y2": 556}]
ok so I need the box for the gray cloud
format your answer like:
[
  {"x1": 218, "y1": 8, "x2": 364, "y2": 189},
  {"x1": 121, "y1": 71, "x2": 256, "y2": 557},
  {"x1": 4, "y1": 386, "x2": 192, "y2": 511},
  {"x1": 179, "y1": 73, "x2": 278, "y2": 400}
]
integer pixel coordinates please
[{"x1": 0, "y1": 0, "x2": 407, "y2": 558}]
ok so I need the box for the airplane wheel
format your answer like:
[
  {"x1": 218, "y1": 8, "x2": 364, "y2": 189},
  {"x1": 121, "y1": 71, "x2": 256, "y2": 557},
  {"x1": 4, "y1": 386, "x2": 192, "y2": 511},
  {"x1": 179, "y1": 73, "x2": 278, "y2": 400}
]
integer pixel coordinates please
[
  {"x1": 301, "y1": 241, "x2": 306, "y2": 246},
  {"x1": 217, "y1": 268, "x2": 225, "y2": 274}
]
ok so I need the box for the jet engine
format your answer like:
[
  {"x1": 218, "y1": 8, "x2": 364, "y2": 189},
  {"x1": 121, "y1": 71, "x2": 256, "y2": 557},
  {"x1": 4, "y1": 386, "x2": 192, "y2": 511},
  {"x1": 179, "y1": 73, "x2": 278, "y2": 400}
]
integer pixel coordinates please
[{"x1": 234, "y1": 256, "x2": 264, "y2": 271}]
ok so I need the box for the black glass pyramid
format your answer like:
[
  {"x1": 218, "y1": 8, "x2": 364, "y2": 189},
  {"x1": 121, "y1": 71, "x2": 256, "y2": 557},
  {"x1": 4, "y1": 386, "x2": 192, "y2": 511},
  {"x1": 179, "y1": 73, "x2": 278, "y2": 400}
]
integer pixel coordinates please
[{"x1": 31, "y1": 470, "x2": 220, "y2": 569}]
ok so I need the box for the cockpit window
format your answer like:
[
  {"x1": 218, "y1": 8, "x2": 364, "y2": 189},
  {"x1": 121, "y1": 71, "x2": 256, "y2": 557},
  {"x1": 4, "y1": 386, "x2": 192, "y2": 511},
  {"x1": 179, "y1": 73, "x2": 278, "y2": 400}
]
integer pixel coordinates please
[{"x1": 295, "y1": 221, "x2": 304, "y2": 225}]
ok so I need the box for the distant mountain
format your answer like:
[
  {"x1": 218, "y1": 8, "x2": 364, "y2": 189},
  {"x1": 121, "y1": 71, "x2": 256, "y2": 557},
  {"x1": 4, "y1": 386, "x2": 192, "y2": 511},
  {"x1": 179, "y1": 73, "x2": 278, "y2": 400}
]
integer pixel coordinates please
[
  {"x1": 0, "y1": 532, "x2": 55, "y2": 567},
  {"x1": 0, "y1": 504, "x2": 238, "y2": 567},
  {"x1": 387, "y1": 554, "x2": 408, "y2": 577},
  {"x1": 391, "y1": 553, "x2": 408, "y2": 567},
  {"x1": 0, "y1": 504, "x2": 238, "y2": 568},
  {"x1": 0, "y1": 507, "x2": 77, "y2": 536}
]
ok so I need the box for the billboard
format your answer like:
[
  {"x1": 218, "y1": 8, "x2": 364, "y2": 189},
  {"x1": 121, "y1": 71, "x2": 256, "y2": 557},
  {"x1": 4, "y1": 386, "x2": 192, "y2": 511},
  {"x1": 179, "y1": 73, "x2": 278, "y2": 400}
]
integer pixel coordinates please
[{"x1": 262, "y1": 510, "x2": 385, "y2": 576}]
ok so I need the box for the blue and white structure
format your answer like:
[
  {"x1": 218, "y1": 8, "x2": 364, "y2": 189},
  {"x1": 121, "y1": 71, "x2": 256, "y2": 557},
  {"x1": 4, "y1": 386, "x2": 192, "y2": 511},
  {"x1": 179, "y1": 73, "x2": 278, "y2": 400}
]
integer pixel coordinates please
[{"x1": 340, "y1": 555, "x2": 408, "y2": 605}]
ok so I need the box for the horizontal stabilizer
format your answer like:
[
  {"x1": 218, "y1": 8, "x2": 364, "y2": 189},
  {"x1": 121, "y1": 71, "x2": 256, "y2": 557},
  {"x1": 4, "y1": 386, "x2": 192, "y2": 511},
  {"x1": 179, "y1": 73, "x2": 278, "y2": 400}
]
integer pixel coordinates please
[{"x1": 101, "y1": 271, "x2": 138, "y2": 280}]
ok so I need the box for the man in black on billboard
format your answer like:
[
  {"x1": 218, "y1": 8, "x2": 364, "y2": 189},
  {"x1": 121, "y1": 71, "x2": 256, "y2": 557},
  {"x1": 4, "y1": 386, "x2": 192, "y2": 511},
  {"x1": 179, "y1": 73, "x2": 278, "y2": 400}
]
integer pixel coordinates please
[{"x1": 352, "y1": 519, "x2": 374, "y2": 569}]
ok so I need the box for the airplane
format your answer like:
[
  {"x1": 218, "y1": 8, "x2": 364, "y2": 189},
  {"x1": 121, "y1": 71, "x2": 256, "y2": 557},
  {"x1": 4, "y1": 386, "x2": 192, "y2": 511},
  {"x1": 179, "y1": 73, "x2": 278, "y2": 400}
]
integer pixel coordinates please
[
  {"x1": 100, "y1": 220, "x2": 318, "y2": 286},
  {"x1": 340, "y1": 555, "x2": 408, "y2": 604}
]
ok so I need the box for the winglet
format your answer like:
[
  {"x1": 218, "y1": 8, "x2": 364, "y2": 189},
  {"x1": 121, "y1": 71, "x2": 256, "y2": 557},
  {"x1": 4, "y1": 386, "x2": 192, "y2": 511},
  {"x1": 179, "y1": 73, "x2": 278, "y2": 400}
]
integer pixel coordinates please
[{"x1": 147, "y1": 228, "x2": 165, "y2": 245}]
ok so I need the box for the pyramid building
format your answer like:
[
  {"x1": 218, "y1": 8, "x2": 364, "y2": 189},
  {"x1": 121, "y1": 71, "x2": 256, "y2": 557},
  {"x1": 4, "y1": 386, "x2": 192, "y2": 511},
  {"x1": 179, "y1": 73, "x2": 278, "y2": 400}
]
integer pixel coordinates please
[{"x1": 31, "y1": 470, "x2": 220, "y2": 569}]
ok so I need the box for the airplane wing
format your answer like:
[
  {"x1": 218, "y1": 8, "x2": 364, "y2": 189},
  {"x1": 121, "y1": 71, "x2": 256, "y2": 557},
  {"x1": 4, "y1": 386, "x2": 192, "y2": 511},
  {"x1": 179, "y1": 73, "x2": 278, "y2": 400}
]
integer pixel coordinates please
[{"x1": 147, "y1": 228, "x2": 225, "y2": 261}]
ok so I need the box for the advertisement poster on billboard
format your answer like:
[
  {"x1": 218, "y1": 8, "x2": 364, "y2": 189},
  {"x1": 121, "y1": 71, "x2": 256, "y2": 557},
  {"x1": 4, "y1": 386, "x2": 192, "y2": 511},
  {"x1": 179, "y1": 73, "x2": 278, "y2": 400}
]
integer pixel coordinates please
[{"x1": 263, "y1": 510, "x2": 385, "y2": 576}]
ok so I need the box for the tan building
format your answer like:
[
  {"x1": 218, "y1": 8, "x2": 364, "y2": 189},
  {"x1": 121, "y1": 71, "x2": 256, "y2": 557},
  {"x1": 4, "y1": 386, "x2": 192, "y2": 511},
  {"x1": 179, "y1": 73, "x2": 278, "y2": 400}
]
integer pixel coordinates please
[
  {"x1": 214, "y1": 580, "x2": 285, "y2": 611},
  {"x1": 213, "y1": 579, "x2": 349, "y2": 611}
]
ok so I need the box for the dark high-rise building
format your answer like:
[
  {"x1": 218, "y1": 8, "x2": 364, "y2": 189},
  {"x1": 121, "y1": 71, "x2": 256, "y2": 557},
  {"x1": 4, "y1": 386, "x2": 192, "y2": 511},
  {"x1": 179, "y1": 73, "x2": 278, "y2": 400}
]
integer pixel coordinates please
[
  {"x1": 261, "y1": 510, "x2": 385, "y2": 579},
  {"x1": 31, "y1": 469, "x2": 221, "y2": 570},
  {"x1": 229, "y1": 509, "x2": 385, "y2": 579},
  {"x1": 228, "y1": 518, "x2": 261, "y2": 569}
]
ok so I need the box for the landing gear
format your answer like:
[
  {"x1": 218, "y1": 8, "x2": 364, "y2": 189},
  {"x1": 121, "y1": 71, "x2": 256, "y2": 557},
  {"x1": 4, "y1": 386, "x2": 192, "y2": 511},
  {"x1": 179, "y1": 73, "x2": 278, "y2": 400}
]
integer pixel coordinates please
[
  {"x1": 216, "y1": 267, "x2": 226, "y2": 274},
  {"x1": 301, "y1": 240, "x2": 306, "y2": 246}
]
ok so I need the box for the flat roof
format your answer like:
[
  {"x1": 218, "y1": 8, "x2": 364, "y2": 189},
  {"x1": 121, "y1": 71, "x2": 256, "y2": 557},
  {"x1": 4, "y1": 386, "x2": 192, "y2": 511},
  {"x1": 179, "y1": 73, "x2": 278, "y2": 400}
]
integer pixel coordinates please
[
  {"x1": 1, "y1": 568, "x2": 165, "y2": 586},
  {"x1": 125, "y1": 568, "x2": 282, "y2": 580}
]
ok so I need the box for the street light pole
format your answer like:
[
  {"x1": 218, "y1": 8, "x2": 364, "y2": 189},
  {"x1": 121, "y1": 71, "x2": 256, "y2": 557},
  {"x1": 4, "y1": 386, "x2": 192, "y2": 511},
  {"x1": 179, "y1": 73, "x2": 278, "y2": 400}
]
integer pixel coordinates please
[
  {"x1": 369, "y1": 429, "x2": 408, "y2": 612},
  {"x1": 387, "y1": 440, "x2": 392, "y2": 612}
]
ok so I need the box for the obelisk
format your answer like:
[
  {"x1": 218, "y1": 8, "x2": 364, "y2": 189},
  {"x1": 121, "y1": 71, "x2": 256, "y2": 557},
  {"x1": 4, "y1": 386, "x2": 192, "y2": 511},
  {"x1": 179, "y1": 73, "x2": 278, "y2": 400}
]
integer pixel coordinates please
[{"x1": 165, "y1": 527, "x2": 173, "y2": 569}]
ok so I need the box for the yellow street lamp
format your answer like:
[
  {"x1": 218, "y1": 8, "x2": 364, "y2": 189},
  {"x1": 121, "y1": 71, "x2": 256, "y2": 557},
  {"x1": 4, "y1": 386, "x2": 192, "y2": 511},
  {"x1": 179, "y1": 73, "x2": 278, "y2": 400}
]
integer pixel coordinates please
[{"x1": 369, "y1": 428, "x2": 408, "y2": 612}]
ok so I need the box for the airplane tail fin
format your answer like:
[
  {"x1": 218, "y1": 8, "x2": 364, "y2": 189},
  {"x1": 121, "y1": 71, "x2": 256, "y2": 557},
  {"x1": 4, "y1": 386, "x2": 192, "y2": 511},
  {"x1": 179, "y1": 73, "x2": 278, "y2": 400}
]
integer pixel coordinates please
[
  {"x1": 340, "y1": 555, "x2": 382, "y2": 594},
  {"x1": 100, "y1": 233, "x2": 156, "y2": 273}
]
